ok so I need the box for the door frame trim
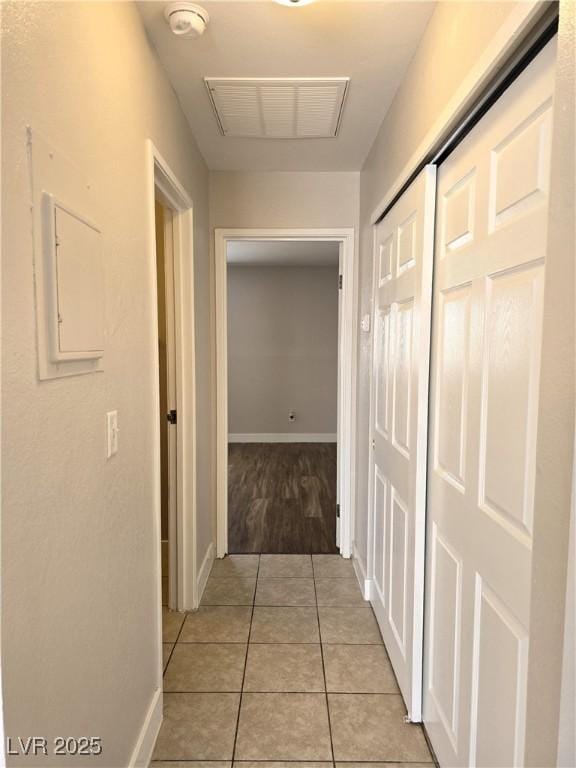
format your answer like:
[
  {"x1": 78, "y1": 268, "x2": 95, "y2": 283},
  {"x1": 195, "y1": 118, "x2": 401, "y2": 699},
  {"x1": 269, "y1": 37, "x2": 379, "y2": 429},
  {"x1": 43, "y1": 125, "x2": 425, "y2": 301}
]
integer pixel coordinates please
[
  {"x1": 147, "y1": 140, "x2": 198, "y2": 625},
  {"x1": 214, "y1": 227, "x2": 357, "y2": 559}
]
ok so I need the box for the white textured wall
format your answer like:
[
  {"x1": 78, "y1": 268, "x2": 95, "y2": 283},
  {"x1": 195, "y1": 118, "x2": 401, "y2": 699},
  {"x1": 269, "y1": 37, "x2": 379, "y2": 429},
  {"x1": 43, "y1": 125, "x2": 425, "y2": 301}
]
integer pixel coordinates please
[
  {"x1": 228, "y1": 265, "x2": 339, "y2": 435},
  {"x1": 355, "y1": 0, "x2": 524, "y2": 575},
  {"x1": 1, "y1": 2, "x2": 211, "y2": 765}
]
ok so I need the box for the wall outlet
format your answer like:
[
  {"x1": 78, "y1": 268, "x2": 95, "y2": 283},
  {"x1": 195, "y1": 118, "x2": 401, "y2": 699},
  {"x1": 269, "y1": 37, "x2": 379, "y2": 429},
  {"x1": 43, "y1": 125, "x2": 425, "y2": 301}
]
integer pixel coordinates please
[{"x1": 106, "y1": 410, "x2": 119, "y2": 458}]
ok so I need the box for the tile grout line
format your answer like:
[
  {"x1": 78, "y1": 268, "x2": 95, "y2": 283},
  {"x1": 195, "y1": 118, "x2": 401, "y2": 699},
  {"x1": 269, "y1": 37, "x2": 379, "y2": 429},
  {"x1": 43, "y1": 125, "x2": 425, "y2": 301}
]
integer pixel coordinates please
[
  {"x1": 312, "y1": 562, "x2": 337, "y2": 768},
  {"x1": 230, "y1": 554, "x2": 260, "y2": 763},
  {"x1": 152, "y1": 761, "x2": 434, "y2": 765},
  {"x1": 161, "y1": 690, "x2": 403, "y2": 695},
  {"x1": 203, "y1": 602, "x2": 367, "y2": 608},
  {"x1": 163, "y1": 611, "x2": 188, "y2": 676},
  {"x1": 175, "y1": 641, "x2": 383, "y2": 645}
]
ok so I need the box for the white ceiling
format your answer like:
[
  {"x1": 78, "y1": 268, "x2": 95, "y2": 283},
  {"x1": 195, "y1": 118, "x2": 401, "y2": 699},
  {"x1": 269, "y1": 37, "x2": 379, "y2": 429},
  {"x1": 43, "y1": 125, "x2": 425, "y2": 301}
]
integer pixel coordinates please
[
  {"x1": 227, "y1": 240, "x2": 340, "y2": 266},
  {"x1": 138, "y1": 1, "x2": 435, "y2": 171}
]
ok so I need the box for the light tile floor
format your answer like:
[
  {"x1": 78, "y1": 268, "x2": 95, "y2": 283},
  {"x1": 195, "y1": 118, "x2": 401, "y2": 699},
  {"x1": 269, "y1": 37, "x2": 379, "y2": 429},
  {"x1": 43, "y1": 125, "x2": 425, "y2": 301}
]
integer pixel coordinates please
[{"x1": 155, "y1": 554, "x2": 435, "y2": 767}]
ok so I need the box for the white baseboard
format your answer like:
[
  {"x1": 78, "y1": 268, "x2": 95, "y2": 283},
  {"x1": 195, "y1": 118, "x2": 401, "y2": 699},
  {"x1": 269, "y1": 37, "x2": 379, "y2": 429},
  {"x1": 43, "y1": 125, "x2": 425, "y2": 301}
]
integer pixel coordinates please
[
  {"x1": 128, "y1": 686, "x2": 162, "y2": 768},
  {"x1": 353, "y1": 544, "x2": 374, "y2": 602},
  {"x1": 229, "y1": 433, "x2": 337, "y2": 444},
  {"x1": 197, "y1": 541, "x2": 215, "y2": 607}
]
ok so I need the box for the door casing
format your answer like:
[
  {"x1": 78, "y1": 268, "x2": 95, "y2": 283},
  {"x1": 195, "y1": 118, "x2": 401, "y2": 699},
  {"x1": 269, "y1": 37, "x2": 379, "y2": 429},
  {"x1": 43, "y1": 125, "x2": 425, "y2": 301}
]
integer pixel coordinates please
[
  {"x1": 215, "y1": 227, "x2": 358, "y2": 559},
  {"x1": 147, "y1": 140, "x2": 198, "y2": 630}
]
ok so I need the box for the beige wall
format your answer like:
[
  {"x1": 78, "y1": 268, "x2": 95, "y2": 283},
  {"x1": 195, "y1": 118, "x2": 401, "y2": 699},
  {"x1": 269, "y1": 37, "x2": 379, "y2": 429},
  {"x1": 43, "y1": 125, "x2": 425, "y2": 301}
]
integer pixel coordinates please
[
  {"x1": 228, "y1": 265, "x2": 339, "y2": 436},
  {"x1": 1, "y1": 2, "x2": 211, "y2": 765},
  {"x1": 210, "y1": 171, "x2": 360, "y2": 230},
  {"x1": 354, "y1": 0, "x2": 525, "y2": 573}
]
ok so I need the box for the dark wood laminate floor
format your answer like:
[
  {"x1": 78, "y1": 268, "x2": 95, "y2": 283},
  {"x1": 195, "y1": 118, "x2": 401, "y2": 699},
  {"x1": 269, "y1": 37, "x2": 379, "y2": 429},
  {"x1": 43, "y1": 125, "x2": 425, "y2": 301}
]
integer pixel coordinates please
[{"x1": 228, "y1": 443, "x2": 338, "y2": 554}]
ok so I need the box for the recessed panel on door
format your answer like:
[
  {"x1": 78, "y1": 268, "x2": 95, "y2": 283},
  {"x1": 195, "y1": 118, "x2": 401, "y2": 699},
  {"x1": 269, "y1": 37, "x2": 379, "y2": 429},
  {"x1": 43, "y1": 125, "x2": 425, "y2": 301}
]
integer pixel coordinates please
[
  {"x1": 434, "y1": 284, "x2": 471, "y2": 492},
  {"x1": 389, "y1": 488, "x2": 408, "y2": 656},
  {"x1": 428, "y1": 524, "x2": 462, "y2": 751},
  {"x1": 392, "y1": 300, "x2": 413, "y2": 458},
  {"x1": 469, "y1": 577, "x2": 529, "y2": 768},
  {"x1": 442, "y1": 170, "x2": 476, "y2": 254},
  {"x1": 479, "y1": 264, "x2": 544, "y2": 542},
  {"x1": 375, "y1": 310, "x2": 391, "y2": 438},
  {"x1": 373, "y1": 469, "x2": 388, "y2": 601}
]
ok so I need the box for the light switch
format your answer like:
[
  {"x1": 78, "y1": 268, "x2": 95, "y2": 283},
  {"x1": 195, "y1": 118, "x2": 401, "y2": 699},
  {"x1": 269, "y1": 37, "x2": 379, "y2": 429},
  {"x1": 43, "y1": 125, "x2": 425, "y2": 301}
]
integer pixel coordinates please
[
  {"x1": 361, "y1": 314, "x2": 371, "y2": 333},
  {"x1": 107, "y1": 411, "x2": 118, "y2": 458}
]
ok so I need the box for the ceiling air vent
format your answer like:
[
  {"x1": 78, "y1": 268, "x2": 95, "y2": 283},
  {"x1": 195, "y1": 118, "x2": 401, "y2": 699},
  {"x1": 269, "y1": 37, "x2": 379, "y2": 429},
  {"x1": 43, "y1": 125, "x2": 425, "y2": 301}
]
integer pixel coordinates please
[{"x1": 205, "y1": 77, "x2": 349, "y2": 139}]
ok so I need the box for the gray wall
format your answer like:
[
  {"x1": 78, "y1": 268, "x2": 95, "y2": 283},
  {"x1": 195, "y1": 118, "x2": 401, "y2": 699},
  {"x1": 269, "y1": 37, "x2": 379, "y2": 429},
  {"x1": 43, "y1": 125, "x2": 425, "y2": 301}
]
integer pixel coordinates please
[{"x1": 228, "y1": 265, "x2": 339, "y2": 436}]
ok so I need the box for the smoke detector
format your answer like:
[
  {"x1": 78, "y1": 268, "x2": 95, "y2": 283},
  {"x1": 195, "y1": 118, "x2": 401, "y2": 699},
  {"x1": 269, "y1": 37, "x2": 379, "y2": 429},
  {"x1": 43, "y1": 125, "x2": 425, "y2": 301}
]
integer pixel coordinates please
[
  {"x1": 275, "y1": 0, "x2": 315, "y2": 5},
  {"x1": 164, "y1": 2, "x2": 209, "y2": 37}
]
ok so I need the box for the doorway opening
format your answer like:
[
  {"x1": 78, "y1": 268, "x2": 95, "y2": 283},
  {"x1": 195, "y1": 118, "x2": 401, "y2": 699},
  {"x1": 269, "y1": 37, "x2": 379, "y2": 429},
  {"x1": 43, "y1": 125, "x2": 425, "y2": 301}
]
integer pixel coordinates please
[
  {"x1": 227, "y1": 242, "x2": 339, "y2": 553},
  {"x1": 154, "y1": 200, "x2": 178, "y2": 608},
  {"x1": 215, "y1": 228, "x2": 357, "y2": 560},
  {"x1": 148, "y1": 141, "x2": 197, "y2": 617}
]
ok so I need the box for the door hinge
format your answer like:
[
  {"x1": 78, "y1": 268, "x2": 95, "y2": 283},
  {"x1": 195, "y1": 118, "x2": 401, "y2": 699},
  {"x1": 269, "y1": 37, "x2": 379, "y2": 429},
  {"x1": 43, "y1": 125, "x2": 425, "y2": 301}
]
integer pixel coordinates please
[
  {"x1": 336, "y1": 503, "x2": 340, "y2": 518},
  {"x1": 167, "y1": 409, "x2": 177, "y2": 425},
  {"x1": 338, "y1": 274, "x2": 343, "y2": 290}
]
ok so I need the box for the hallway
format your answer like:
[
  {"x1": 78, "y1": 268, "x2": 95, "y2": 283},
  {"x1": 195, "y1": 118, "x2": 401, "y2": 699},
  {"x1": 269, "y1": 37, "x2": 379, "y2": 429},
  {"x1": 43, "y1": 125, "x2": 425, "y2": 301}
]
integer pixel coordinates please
[
  {"x1": 2, "y1": 2, "x2": 573, "y2": 766},
  {"x1": 156, "y1": 554, "x2": 433, "y2": 764}
]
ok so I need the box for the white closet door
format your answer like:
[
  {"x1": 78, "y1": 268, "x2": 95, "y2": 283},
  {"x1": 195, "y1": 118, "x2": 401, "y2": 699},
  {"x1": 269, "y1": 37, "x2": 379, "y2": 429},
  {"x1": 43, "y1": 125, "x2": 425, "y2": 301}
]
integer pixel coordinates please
[
  {"x1": 370, "y1": 166, "x2": 436, "y2": 721},
  {"x1": 424, "y1": 39, "x2": 556, "y2": 767}
]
